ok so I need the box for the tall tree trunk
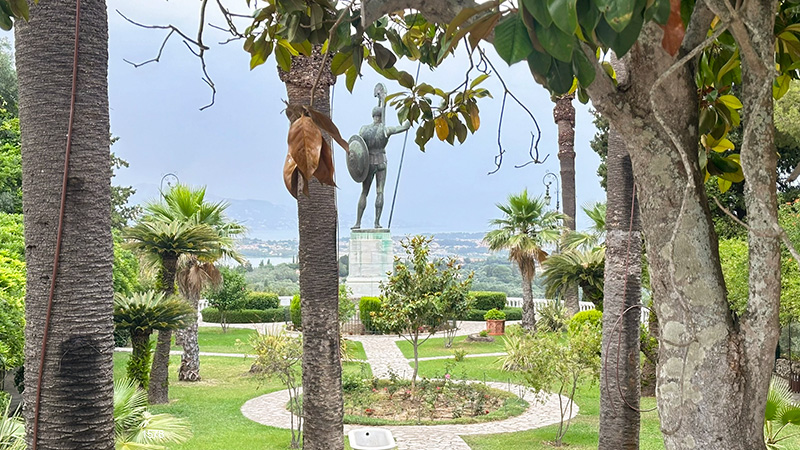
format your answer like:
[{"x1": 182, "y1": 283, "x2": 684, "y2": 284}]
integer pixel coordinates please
[
  {"x1": 599, "y1": 127, "x2": 641, "y2": 450},
  {"x1": 16, "y1": 0, "x2": 115, "y2": 447},
  {"x1": 279, "y1": 50, "x2": 344, "y2": 450},
  {"x1": 149, "y1": 253, "x2": 178, "y2": 404},
  {"x1": 178, "y1": 291, "x2": 201, "y2": 381},
  {"x1": 520, "y1": 268, "x2": 536, "y2": 330},
  {"x1": 553, "y1": 94, "x2": 579, "y2": 316}
]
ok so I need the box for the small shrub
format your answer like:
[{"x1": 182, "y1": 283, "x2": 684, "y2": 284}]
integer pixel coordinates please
[
  {"x1": 290, "y1": 295, "x2": 301, "y2": 330},
  {"x1": 359, "y1": 297, "x2": 382, "y2": 332},
  {"x1": 568, "y1": 309, "x2": 603, "y2": 336},
  {"x1": 243, "y1": 291, "x2": 280, "y2": 310},
  {"x1": 453, "y1": 349, "x2": 467, "y2": 362},
  {"x1": 469, "y1": 291, "x2": 506, "y2": 311},
  {"x1": 538, "y1": 301, "x2": 568, "y2": 332},
  {"x1": 201, "y1": 307, "x2": 288, "y2": 323},
  {"x1": 339, "y1": 285, "x2": 356, "y2": 324},
  {"x1": 478, "y1": 329, "x2": 489, "y2": 337},
  {"x1": 465, "y1": 308, "x2": 521, "y2": 321},
  {"x1": 484, "y1": 309, "x2": 506, "y2": 320}
]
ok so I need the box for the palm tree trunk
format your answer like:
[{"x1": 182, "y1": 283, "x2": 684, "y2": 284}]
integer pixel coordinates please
[
  {"x1": 129, "y1": 331, "x2": 153, "y2": 389},
  {"x1": 16, "y1": 0, "x2": 115, "y2": 447},
  {"x1": 598, "y1": 126, "x2": 641, "y2": 450},
  {"x1": 280, "y1": 49, "x2": 344, "y2": 450},
  {"x1": 149, "y1": 253, "x2": 178, "y2": 404},
  {"x1": 178, "y1": 320, "x2": 201, "y2": 381},
  {"x1": 521, "y1": 269, "x2": 536, "y2": 330},
  {"x1": 178, "y1": 286, "x2": 201, "y2": 381},
  {"x1": 553, "y1": 94, "x2": 579, "y2": 316}
]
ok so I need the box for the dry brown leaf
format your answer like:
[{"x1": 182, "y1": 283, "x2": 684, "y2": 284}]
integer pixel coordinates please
[
  {"x1": 660, "y1": 0, "x2": 685, "y2": 56},
  {"x1": 534, "y1": 248, "x2": 549, "y2": 264},
  {"x1": 288, "y1": 116, "x2": 323, "y2": 182},
  {"x1": 308, "y1": 107, "x2": 350, "y2": 152},
  {"x1": 470, "y1": 103, "x2": 480, "y2": 131},
  {"x1": 283, "y1": 154, "x2": 299, "y2": 199},
  {"x1": 314, "y1": 139, "x2": 337, "y2": 187}
]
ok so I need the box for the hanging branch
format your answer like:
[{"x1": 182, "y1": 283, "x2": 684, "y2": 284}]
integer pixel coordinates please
[{"x1": 476, "y1": 47, "x2": 545, "y2": 174}]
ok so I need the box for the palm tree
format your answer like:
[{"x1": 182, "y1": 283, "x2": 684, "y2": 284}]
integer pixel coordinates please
[
  {"x1": 16, "y1": 0, "x2": 115, "y2": 446},
  {"x1": 175, "y1": 255, "x2": 222, "y2": 381},
  {"x1": 764, "y1": 377, "x2": 800, "y2": 449},
  {"x1": 541, "y1": 247, "x2": 606, "y2": 310},
  {"x1": 553, "y1": 94, "x2": 578, "y2": 315},
  {"x1": 278, "y1": 48, "x2": 343, "y2": 450},
  {"x1": 123, "y1": 219, "x2": 223, "y2": 404},
  {"x1": 563, "y1": 202, "x2": 606, "y2": 251},
  {"x1": 113, "y1": 377, "x2": 192, "y2": 449},
  {"x1": 485, "y1": 190, "x2": 564, "y2": 330},
  {"x1": 146, "y1": 184, "x2": 244, "y2": 382},
  {"x1": 113, "y1": 291, "x2": 195, "y2": 389}
]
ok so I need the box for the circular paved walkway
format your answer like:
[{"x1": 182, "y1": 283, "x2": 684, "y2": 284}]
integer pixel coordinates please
[{"x1": 238, "y1": 321, "x2": 578, "y2": 449}]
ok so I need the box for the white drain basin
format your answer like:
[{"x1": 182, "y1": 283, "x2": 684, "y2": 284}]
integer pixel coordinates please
[{"x1": 348, "y1": 428, "x2": 397, "y2": 450}]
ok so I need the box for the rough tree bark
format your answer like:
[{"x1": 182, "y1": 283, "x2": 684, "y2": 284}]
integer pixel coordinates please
[
  {"x1": 520, "y1": 267, "x2": 536, "y2": 330},
  {"x1": 178, "y1": 291, "x2": 201, "y2": 381},
  {"x1": 599, "y1": 126, "x2": 641, "y2": 450},
  {"x1": 149, "y1": 253, "x2": 178, "y2": 404},
  {"x1": 279, "y1": 50, "x2": 344, "y2": 450},
  {"x1": 16, "y1": 0, "x2": 115, "y2": 447},
  {"x1": 553, "y1": 94, "x2": 579, "y2": 315}
]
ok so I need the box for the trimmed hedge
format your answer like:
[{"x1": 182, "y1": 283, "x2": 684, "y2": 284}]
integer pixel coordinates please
[
  {"x1": 464, "y1": 307, "x2": 522, "y2": 321},
  {"x1": 290, "y1": 295, "x2": 301, "y2": 329},
  {"x1": 243, "y1": 291, "x2": 280, "y2": 310},
  {"x1": 359, "y1": 297, "x2": 382, "y2": 332},
  {"x1": 469, "y1": 291, "x2": 506, "y2": 311},
  {"x1": 201, "y1": 307, "x2": 288, "y2": 323},
  {"x1": 568, "y1": 309, "x2": 602, "y2": 335}
]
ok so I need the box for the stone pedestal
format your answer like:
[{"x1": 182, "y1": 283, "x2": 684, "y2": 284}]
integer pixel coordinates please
[{"x1": 347, "y1": 229, "x2": 393, "y2": 298}]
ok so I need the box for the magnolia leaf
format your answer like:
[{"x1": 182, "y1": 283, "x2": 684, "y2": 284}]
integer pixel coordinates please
[
  {"x1": 470, "y1": 73, "x2": 490, "y2": 88},
  {"x1": 308, "y1": 108, "x2": 350, "y2": 151},
  {"x1": 415, "y1": 120, "x2": 435, "y2": 151},
  {"x1": 331, "y1": 51, "x2": 353, "y2": 76},
  {"x1": 546, "y1": 0, "x2": 578, "y2": 35},
  {"x1": 468, "y1": 13, "x2": 501, "y2": 50},
  {"x1": 345, "y1": 65, "x2": 358, "y2": 92},
  {"x1": 275, "y1": 45, "x2": 292, "y2": 72},
  {"x1": 287, "y1": 116, "x2": 323, "y2": 181},
  {"x1": 373, "y1": 42, "x2": 397, "y2": 69},
  {"x1": 522, "y1": 0, "x2": 553, "y2": 28},
  {"x1": 535, "y1": 21, "x2": 575, "y2": 63},
  {"x1": 446, "y1": 7, "x2": 480, "y2": 39},
  {"x1": 719, "y1": 95, "x2": 743, "y2": 110},
  {"x1": 314, "y1": 139, "x2": 336, "y2": 187},
  {"x1": 571, "y1": 47, "x2": 596, "y2": 87},
  {"x1": 547, "y1": 58, "x2": 574, "y2": 95},
  {"x1": 8, "y1": 0, "x2": 28, "y2": 21},
  {"x1": 774, "y1": 74, "x2": 792, "y2": 100},
  {"x1": 283, "y1": 154, "x2": 299, "y2": 198},
  {"x1": 0, "y1": 8, "x2": 11, "y2": 31},
  {"x1": 645, "y1": 0, "x2": 670, "y2": 25},
  {"x1": 469, "y1": 103, "x2": 481, "y2": 131},
  {"x1": 605, "y1": 0, "x2": 637, "y2": 32},
  {"x1": 493, "y1": 14, "x2": 534, "y2": 65},
  {"x1": 435, "y1": 117, "x2": 450, "y2": 141},
  {"x1": 717, "y1": 177, "x2": 732, "y2": 193},
  {"x1": 712, "y1": 138, "x2": 735, "y2": 152}
]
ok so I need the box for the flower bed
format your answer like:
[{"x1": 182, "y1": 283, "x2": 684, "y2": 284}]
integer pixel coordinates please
[{"x1": 339, "y1": 372, "x2": 528, "y2": 425}]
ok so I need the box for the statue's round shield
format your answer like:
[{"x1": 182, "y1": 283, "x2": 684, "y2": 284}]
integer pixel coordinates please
[{"x1": 347, "y1": 134, "x2": 370, "y2": 183}]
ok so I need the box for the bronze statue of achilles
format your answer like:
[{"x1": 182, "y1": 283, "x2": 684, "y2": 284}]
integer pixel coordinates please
[{"x1": 347, "y1": 83, "x2": 410, "y2": 229}]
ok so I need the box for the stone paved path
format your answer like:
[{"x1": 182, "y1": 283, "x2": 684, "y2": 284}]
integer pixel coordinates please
[{"x1": 239, "y1": 320, "x2": 577, "y2": 449}]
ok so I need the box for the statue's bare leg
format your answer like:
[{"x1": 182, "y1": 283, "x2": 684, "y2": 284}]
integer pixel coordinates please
[
  {"x1": 354, "y1": 167, "x2": 375, "y2": 229},
  {"x1": 374, "y1": 165, "x2": 387, "y2": 228}
]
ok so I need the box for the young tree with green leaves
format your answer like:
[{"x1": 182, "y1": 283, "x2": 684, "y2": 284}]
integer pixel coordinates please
[
  {"x1": 206, "y1": 265, "x2": 248, "y2": 333},
  {"x1": 485, "y1": 190, "x2": 564, "y2": 330},
  {"x1": 373, "y1": 235, "x2": 473, "y2": 385}
]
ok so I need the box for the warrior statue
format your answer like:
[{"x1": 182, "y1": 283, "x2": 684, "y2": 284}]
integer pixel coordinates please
[{"x1": 347, "y1": 83, "x2": 410, "y2": 229}]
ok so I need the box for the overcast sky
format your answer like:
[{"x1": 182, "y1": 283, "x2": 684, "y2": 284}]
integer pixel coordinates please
[{"x1": 103, "y1": 0, "x2": 605, "y2": 237}]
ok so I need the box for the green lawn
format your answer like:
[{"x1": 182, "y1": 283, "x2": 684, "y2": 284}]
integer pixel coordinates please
[
  {"x1": 113, "y1": 352, "x2": 365, "y2": 449},
  {"x1": 395, "y1": 335, "x2": 507, "y2": 359},
  {"x1": 163, "y1": 327, "x2": 367, "y2": 360}
]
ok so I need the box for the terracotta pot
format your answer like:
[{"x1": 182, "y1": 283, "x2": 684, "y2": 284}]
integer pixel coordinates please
[{"x1": 486, "y1": 319, "x2": 505, "y2": 336}]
